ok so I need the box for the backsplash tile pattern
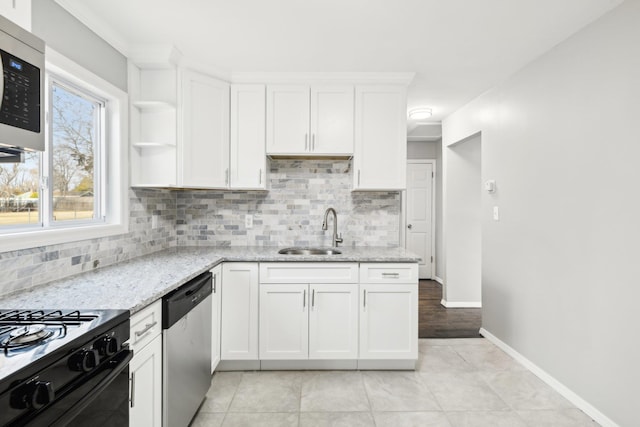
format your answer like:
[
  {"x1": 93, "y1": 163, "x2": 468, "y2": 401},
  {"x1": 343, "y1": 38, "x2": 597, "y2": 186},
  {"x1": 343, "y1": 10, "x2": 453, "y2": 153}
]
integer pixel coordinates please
[
  {"x1": 1, "y1": 160, "x2": 401, "y2": 297},
  {"x1": 0, "y1": 188, "x2": 177, "y2": 296},
  {"x1": 175, "y1": 159, "x2": 400, "y2": 248}
]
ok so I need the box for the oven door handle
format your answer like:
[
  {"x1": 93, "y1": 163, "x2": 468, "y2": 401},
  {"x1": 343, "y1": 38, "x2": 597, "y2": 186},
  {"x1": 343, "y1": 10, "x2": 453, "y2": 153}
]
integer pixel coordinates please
[{"x1": 48, "y1": 349, "x2": 133, "y2": 427}]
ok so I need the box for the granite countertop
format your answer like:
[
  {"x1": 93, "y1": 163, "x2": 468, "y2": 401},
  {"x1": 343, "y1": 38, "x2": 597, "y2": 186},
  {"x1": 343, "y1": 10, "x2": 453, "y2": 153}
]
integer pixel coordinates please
[{"x1": 0, "y1": 246, "x2": 420, "y2": 315}]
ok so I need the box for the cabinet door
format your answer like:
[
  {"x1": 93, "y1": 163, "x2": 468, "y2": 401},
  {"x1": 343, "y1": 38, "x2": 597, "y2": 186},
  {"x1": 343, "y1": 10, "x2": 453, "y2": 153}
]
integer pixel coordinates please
[
  {"x1": 259, "y1": 284, "x2": 309, "y2": 360},
  {"x1": 211, "y1": 265, "x2": 222, "y2": 373},
  {"x1": 309, "y1": 284, "x2": 358, "y2": 359},
  {"x1": 130, "y1": 334, "x2": 162, "y2": 427},
  {"x1": 359, "y1": 284, "x2": 418, "y2": 359},
  {"x1": 181, "y1": 70, "x2": 230, "y2": 188},
  {"x1": 0, "y1": 0, "x2": 31, "y2": 30},
  {"x1": 266, "y1": 85, "x2": 310, "y2": 154},
  {"x1": 310, "y1": 86, "x2": 354, "y2": 155},
  {"x1": 221, "y1": 263, "x2": 259, "y2": 360},
  {"x1": 353, "y1": 86, "x2": 407, "y2": 190},
  {"x1": 230, "y1": 84, "x2": 266, "y2": 189}
]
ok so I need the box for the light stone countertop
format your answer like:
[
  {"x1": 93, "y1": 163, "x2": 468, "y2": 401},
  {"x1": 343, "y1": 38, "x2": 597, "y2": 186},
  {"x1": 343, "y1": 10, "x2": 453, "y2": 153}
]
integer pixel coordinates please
[{"x1": 0, "y1": 246, "x2": 420, "y2": 315}]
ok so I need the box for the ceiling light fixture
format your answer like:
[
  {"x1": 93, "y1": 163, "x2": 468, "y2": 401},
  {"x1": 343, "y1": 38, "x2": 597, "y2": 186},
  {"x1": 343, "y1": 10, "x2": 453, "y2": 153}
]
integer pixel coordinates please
[{"x1": 408, "y1": 108, "x2": 433, "y2": 120}]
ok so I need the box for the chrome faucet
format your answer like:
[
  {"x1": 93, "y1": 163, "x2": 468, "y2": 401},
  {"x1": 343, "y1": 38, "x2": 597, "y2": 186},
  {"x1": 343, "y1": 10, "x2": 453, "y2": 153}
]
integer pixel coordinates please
[{"x1": 322, "y1": 207, "x2": 343, "y2": 247}]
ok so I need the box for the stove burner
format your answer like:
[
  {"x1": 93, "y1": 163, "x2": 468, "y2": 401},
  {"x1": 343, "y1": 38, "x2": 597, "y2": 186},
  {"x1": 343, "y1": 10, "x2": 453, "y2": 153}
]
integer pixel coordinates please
[{"x1": 8, "y1": 324, "x2": 52, "y2": 345}]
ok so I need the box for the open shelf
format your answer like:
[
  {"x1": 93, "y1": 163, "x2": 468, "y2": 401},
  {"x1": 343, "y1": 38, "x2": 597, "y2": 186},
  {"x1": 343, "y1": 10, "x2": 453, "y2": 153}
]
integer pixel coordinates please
[
  {"x1": 132, "y1": 141, "x2": 176, "y2": 148},
  {"x1": 132, "y1": 100, "x2": 176, "y2": 112}
]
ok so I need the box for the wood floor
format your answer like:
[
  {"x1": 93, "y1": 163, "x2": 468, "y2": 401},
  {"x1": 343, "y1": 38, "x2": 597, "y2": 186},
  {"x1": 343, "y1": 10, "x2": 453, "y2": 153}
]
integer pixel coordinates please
[{"x1": 419, "y1": 280, "x2": 482, "y2": 338}]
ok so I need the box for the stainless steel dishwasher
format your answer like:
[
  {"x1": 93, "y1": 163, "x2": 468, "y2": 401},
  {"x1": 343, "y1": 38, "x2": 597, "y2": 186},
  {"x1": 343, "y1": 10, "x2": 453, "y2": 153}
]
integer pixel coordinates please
[{"x1": 162, "y1": 271, "x2": 212, "y2": 427}]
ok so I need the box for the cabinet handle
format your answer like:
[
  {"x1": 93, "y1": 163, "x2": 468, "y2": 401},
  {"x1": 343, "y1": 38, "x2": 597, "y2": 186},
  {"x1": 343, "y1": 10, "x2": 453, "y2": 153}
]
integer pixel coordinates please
[
  {"x1": 382, "y1": 272, "x2": 400, "y2": 278},
  {"x1": 213, "y1": 273, "x2": 216, "y2": 293},
  {"x1": 259, "y1": 169, "x2": 262, "y2": 185},
  {"x1": 225, "y1": 168, "x2": 229, "y2": 185},
  {"x1": 129, "y1": 372, "x2": 136, "y2": 408},
  {"x1": 358, "y1": 170, "x2": 361, "y2": 186},
  {"x1": 135, "y1": 321, "x2": 158, "y2": 337},
  {"x1": 303, "y1": 289, "x2": 306, "y2": 310},
  {"x1": 312, "y1": 289, "x2": 315, "y2": 308},
  {"x1": 312, "y1": 134, "x2": 315, "y2": 151},
  {"x1": 305, "y1": 133, "x2": 308, "y2": 151},
  {"x1": 363, "y1": 290, "x2": 367, "y2": 309}
]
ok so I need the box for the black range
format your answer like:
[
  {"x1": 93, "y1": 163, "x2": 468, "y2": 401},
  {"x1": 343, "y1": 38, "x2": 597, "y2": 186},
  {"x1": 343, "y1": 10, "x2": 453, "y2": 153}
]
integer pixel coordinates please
[{"x1": 0, "y1": 309, "x2": 131, "y2": 427}]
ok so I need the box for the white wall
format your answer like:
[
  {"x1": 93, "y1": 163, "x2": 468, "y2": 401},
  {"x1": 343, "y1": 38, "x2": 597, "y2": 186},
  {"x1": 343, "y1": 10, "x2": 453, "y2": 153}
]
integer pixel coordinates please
[
  {"x1": 442, "y1": 134, "x2": 481, "y2": 304},
  {"x1": 434, "y1": 140, "x2": 444, "y2": 280},
  {"x1": 442, "y1": 1, "x2": 639, "y2": 426},
  {"x1": 407, "y1": 141, "x2": 437, "y2": 159}
]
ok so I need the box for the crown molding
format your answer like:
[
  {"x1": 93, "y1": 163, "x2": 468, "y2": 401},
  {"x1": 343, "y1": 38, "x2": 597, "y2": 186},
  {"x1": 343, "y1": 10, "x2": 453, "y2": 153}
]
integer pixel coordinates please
[
  {"x1": 55, "y1": 0, "x2": 130, "y2": 56},
  {"x1": 231, "y1": 72, "x2": 415, "y2": 86}
]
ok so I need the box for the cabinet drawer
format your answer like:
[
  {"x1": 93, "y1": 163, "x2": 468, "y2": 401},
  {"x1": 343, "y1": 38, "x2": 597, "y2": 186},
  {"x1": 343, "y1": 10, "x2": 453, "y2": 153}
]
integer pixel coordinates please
[
  {"x1": 259, "y1": 263, "x2": 358, "y2": 284},
  {"x1": 129, "y1": 299, "x2": 162, "y2": 352},
  {"x1": 359, "y1": 263, "x2": 418, "y2": 284}
]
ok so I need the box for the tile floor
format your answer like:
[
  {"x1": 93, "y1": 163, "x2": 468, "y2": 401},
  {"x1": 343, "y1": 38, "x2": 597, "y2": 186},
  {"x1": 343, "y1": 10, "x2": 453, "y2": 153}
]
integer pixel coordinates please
[{"x1": 191, "y1": 338, "x2": 600, "y2": 427}]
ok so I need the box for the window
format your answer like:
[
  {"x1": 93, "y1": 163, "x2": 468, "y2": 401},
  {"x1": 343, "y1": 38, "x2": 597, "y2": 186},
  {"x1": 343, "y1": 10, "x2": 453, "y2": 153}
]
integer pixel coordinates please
[{"x1": 0, "y1": 49, "x2": 128, "y2": 251}]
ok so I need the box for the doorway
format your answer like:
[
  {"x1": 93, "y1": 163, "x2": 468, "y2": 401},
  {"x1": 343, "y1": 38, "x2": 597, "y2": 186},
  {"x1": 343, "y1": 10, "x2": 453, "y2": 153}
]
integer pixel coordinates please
[{"x1": 405, "y1": 160, "x2": 435, "y2": 279}]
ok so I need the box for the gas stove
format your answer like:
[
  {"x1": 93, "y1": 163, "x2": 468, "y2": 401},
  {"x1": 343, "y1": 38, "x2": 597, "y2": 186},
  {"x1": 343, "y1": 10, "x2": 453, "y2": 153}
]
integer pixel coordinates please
[{"x1": 0, "y1": 309, "x2": 130, "y2": 426}]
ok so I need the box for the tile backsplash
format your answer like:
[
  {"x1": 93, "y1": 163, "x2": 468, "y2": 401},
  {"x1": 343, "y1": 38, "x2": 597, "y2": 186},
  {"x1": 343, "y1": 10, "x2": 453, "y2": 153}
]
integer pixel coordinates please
[
  {"x1": 0, "y1": 159, "x2": 400, "y2": 296},
  {"x1": 0, "y1": 188, "x2": 177, "y2": 296},
  {"x1": 175, "y1": 159, "x2": 400, "y2": 247}
]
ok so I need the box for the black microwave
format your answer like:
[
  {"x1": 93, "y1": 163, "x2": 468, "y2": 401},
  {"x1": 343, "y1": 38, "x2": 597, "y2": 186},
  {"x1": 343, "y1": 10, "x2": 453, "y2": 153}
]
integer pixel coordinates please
[{"x1": 0, "y1": 14, "x2": 45, "y2": 158}]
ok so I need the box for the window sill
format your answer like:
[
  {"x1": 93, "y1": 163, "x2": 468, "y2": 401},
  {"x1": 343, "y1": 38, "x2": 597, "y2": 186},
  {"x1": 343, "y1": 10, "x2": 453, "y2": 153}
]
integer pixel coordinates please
[{"x1": 0, "y1": 222, "x2": 128, "y2": 253}]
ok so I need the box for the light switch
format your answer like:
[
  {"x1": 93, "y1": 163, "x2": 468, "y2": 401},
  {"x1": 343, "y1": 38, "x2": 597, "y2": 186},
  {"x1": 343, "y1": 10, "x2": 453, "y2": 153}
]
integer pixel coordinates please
[
  {"x1": 245, "y1": 214, "x2": 253, "y2": 229},
  {"x1": 493, "y1": 206, "x2": 500, "y2": 221}
]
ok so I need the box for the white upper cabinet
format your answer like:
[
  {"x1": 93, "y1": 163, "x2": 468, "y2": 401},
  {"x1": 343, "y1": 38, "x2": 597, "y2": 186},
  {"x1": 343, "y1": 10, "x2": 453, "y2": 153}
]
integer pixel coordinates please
[
  {"x1": 181, "y1": 70, "x2": 230, "y2": 188},
  {"x1": 266, "y1": 85, "x2": 354, "y2": 156},
  {"x1": 309, "y1": 86, "x2": 354, "y2": 155},
  {"x1": 0, "y1": 0, "x2": 31, "y2": 30},
  {"x1": 230, "y1": 85, "x2": 267, "y2": 189},
  {"x1": 353, "y1": 85, "x2": 407, "y2": 190}
]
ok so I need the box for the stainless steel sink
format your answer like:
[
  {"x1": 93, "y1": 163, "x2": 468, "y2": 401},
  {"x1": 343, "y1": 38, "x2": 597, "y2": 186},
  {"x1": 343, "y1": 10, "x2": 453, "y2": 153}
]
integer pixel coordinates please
[{"x1": 278, "y1": 247, "x2": 342, "y2": 255}]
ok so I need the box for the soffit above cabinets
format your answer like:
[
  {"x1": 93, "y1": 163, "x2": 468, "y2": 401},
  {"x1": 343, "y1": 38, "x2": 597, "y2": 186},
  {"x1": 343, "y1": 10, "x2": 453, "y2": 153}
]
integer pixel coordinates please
[{"x1": 55, "y1": 0, "x2": 622, "y2": 123}]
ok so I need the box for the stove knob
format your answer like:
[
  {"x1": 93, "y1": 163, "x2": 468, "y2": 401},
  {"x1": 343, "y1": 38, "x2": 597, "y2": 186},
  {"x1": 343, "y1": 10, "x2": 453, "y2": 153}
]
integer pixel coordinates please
[
  {"x1": 94, "y1": 336, "x2": 119, "y2": 356},
  {"x1": 69, "y1": 349, "x2": 99, "y2": 372},
  {"x1": 10, "y1": 381, "x2": 55, "y2": 410},
  {"x1": 30, "y1": 381, "x2": 54, "y2": 409}
]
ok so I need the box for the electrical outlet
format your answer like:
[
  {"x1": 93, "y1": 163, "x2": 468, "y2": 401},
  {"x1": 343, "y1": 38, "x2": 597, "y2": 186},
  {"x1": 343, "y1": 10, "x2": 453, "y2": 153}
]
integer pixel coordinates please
[
  {"x1": 245, "y1": 214, "x2": 253, "y2": 229},
  {"x1": 493, "y1": 206, "x2": 500, "y2": 221}
]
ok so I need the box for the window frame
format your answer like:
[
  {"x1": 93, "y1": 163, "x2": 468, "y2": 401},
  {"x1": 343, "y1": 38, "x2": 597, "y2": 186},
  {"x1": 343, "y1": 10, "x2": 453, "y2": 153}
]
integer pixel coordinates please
[{"x1": 0, "y1": 48, "x2": 128, "y2": 252}]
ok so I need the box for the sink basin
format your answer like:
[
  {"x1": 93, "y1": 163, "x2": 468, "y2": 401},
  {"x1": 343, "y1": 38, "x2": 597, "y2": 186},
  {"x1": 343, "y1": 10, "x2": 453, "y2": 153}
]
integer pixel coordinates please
[{"x1": 278, "y1": 247, "x2": 342, "y2": 255}]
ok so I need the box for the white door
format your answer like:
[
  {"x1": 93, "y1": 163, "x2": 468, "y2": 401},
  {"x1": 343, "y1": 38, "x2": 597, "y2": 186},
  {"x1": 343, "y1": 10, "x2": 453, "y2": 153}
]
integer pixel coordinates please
[
  {"x1": 130, "y1": 334, "x2": 162, "y2": 427},
  {"x1": 359, "y1": 284, "x2": 418, "y2": 359},
  {"x1": 406, "y1": 161, "x2": 434, "y2": 278},
  {"x1": 181, "y1": 70, "x2": 229, "y2": 188},
  {"x1": 310, "y1": 86, "x2": 354, "y2": 155},
  {"x1": 221, "y1": 263, "x2": 259, "y2": 360},
  {"x1": 266, "y1": 85, "x2": 310, "y2": 154},
  {"x1": 259, "y1": 284, "x2": 309, "y2": 360},
  {"x1": 309, "y1": 284, "x2": 358, "y2": 359},
  {"x1": 230, "y1": 84, "x2": 266, "y2": 189},
  {"x1": 211, "y1": 265, "x2": 222, "y2": 373}
]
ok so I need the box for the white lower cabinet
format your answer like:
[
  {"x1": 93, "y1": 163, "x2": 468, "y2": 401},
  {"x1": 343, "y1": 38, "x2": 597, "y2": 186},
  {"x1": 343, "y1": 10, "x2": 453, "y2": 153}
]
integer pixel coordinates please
[
  {"x1": 211, "y1": 264, "x2": 222, "y2": 372},
  {"x1": 359, "y1": 283, "x2": 418, "y2": 359},
  {"x1": 220, "y1": 263, "x2": 259, "y2": 360},
  {"x1": 129, "y1": 300, "x2": 163, "y2": 427},
  {"x1": 259, "y1": 284, "x2": 309, "y2": 359}
]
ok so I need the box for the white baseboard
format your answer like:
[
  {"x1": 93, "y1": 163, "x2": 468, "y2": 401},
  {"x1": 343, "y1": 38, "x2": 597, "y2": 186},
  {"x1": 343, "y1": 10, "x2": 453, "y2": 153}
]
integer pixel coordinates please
[
  {"x1": 479, "y1": 328, "x2": 619, "y2": 427},
  {"x1": 434, "y1": 275, "x2": 444, "y2": 285},
  {"x1": 441, "y1": 299, "x2": 482, "y2": 308}
]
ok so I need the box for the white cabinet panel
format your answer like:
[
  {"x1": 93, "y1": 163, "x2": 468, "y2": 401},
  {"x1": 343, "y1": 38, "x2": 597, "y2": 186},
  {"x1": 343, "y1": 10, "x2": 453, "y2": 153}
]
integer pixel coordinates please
[
  {"x1": 359, "y1": 284, "x2": 418, "y2": 359},
  {"x1": 354, "y1": 86, "x2": 407, "y2": 190},
  {"x1": 129, "y1": 299, "x2": 162, "y2": 353},
  {"x1": 181, "y1": 70, "x2": 229, "y2": 188},
  {"x1": 266, "y1": 85, "x2": 310, "y2": 154},
  {"x1": 359, "y1": 263, "x2": 419, "y2": 284},
  {"x1": 259, "y1": 284, "x2": 309, "y2": 360},
  {"x1": 310, "y1": 86, "x2": 354, "y2": 155},
  {"x1": 230, "y1": 84, "x2": 266, "y2": 189},
  {"x1": 221, "y1": 263, "x2": 259, "y2": 360},
  {"x1": 0, "y1": 0, "x2": 31, "y2": 30},
  {"x1": 211, "y1": 264, "x2": 222, "y2": 373},
  {"x1": 259, "y1": 263, "x2": 358, "y2": 284},
  {"x1": 309, "y1": 284, "x2": 358, "y2": 359},
  {"x1": 129, "y1": 334, "x2": 162, "y2": 427}
]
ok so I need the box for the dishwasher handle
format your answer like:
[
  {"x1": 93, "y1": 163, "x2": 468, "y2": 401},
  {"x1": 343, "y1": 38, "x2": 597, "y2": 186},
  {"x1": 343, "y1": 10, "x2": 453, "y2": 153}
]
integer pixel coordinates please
[{"x1": 162, "y1": 272, "x2": 212, "y2": 329}]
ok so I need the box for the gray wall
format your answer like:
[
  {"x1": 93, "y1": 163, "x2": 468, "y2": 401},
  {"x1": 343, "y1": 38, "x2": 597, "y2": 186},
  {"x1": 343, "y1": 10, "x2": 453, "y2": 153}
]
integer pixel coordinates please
[
  {"x1": 434, "y1": 140, "x2": 443, "y2": 280},
  {"x1": 443, "y1": 1, "x2": 639, "y2": 425},
  {"x1": 31, "y1": 0, "x2": 127, "y2": 91},
  {"x1": 443, "y1": 134, "x2": 481, "y2": 303},
  {"x1": 407, "y1": 141, "x2": 437, "y2": 159}
]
